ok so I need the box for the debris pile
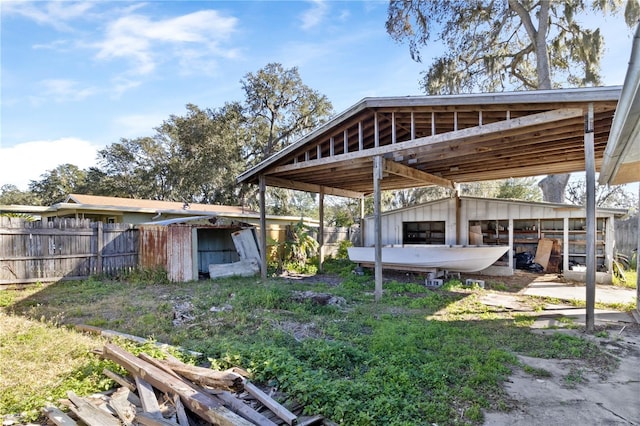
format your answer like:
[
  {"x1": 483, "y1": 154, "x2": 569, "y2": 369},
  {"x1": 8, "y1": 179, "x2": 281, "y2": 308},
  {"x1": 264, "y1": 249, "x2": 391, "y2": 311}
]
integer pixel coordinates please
[{"x1": 45, "y1": 343, "x2": 330, "y2": 426}]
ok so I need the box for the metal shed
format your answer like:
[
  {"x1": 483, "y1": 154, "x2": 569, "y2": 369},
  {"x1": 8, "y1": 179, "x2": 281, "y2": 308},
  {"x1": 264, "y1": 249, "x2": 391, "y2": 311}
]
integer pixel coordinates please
[
  {"x1": 361, "y1": 196, "x2": 625, "y2": 282},
  {"x1": 138, "y1": 216, "x2": 247, "y2": 282}
]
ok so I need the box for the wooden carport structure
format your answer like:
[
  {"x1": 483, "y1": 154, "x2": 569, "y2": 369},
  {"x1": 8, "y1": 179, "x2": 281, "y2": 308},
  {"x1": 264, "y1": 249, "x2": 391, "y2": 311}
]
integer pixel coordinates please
[{"x1": 237, "y1": 86, "x2": 621, "y2": 328}]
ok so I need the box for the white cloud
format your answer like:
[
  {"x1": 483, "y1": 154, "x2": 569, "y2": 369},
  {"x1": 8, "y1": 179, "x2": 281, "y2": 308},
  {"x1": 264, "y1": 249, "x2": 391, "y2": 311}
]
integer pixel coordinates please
[
  {"x1": 95, "y1": 10, "x2": 239, "y2": 76},
  {"x1": 2, "y1": 0, "x2": 96, "y2": 32},
  {"x1": 40, "y1": 79, "x2": 98, "y2": 102},
  {"x1": 300, "y1": 0, "x2": 329, "y2": 30},
  {"x1": 0, "y1": 138, "x2": 102, "y2": 190}
]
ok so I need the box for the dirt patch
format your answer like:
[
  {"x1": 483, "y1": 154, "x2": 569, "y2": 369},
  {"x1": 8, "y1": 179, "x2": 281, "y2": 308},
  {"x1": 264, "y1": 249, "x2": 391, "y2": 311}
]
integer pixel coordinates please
[{"x1": 484, "y1": 325, "x2": 640, "y2": 425}]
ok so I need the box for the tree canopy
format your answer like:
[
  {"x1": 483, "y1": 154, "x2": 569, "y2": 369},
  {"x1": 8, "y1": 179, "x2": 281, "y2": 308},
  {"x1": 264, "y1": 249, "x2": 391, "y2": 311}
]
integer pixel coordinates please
[
  {"x1": 8, "y1": 63, "x2": 334, "y2": 216},
  {"x1": 387, "y1": 0, "x2": 640, "y2": 94},
  {"x1": 386, "y1": 0, "x2": 639, "y2": 203}
]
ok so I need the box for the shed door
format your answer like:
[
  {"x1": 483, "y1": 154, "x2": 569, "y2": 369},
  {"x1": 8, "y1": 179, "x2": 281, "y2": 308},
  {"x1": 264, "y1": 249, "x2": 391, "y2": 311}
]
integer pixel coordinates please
[{"x1": 167, "y1": 226, "x2": 193, "y2": 282}]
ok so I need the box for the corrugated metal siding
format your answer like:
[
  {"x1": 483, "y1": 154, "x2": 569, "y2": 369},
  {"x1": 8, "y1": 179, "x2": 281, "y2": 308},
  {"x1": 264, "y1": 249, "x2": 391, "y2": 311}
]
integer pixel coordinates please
[
  {"x1": 139, "y1": 226, "x2": 167, "y2": 269},
  {"x1": 167, "y1": 225, "x2": 193, "y2": 282},
  {"x1": 197, "y1": 228, "x2": 239, "y2": 273}
]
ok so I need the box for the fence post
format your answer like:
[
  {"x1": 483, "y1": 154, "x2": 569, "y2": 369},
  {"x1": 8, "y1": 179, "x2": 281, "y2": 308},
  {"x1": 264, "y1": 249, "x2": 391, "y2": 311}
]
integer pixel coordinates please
[{"x1": 97, "y1": 221, "x2": 103, "y2": 275}]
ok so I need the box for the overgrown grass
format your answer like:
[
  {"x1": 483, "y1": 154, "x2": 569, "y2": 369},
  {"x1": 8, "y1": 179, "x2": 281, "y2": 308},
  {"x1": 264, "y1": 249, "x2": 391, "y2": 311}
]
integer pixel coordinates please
[
  {"x1": 613, "y1": 269, "x2": 638, "y2": 289},
  {"x1": 0, "y1": 261, "x2": 621, "y2": 425}
]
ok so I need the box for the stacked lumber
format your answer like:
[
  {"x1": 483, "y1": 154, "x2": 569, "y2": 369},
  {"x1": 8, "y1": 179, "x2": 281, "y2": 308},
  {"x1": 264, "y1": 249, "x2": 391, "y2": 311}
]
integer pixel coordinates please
[{"x1": 45, "y1": 343, "x2": 329, "y2": 426}]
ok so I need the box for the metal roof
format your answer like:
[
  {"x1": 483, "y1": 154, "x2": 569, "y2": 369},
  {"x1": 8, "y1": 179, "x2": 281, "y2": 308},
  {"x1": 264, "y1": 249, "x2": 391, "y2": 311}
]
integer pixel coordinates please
[{"x1": 599, "y1": 25, "x2": 640, "y2": 185}]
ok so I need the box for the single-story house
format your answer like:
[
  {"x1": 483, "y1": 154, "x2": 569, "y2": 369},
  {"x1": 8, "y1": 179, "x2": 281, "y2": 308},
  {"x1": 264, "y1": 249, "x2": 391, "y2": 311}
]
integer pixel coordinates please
[
  {"x1": 1, "y1": 194, "x2": 320, "y2": 282},
  {"x1": 361, "y1": 196, "x2": 626, "y2": 282}
]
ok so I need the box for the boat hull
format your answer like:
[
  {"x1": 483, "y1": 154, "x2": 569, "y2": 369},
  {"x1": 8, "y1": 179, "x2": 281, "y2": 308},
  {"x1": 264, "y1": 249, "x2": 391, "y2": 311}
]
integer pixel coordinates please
[{"x1": 347, "y1": 245, "x2": 510, "y2": 273}]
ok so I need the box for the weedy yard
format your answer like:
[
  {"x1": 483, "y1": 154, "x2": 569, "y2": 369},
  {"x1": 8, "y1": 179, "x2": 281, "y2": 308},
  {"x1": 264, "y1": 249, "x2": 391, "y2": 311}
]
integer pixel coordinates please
[{"x1": 0, "y1": 261, "x2": 635, "y2": 425}]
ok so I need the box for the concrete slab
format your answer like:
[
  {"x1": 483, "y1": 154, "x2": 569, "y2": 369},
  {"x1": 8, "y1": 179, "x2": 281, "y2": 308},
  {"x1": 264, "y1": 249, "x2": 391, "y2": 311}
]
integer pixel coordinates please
[
  {"x1": 521, "y1": 281, "x2": 636, "y2": 305},
  {"x1": 529, "y1": 308, "x2": 637, "y2": 328}
]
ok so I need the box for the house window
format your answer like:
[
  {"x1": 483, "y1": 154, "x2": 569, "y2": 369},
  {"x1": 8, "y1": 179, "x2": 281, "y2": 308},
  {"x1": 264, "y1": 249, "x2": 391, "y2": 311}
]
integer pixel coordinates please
[
  {"x1": 107, "y1": 217, "x2": 116, "y2": 224},
  {"x1": 403, "y1": 221, "x2": 445, "y2": 245}
]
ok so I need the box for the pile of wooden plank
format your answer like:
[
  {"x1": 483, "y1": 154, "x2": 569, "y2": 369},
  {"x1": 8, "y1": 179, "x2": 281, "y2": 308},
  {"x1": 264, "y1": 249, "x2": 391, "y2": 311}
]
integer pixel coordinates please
[{"x1": 44, "y1": 343, "x2": 329, "y2": 426}]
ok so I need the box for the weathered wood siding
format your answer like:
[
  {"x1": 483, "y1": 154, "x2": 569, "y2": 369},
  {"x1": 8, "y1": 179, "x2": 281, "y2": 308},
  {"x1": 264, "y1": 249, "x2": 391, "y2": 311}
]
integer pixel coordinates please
[
  {"x1": 0, "y1": 217, "x2": 138, "y2": 285},
  {"x1": 167, "y1": 225, "x2": 194, "y2": 282},
  {"x1": 615, "y1": 215, "x2": 639, "y2": 258}
]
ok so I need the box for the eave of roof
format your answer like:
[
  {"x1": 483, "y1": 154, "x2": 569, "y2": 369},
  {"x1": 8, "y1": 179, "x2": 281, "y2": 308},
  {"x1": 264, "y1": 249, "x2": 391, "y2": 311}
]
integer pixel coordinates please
[
  {"x1": 599, "y1": 24, "x2": 640, "y2": 185},
  {"x1": 365, "y1": 195, "x2": 628, "y2": 219}
]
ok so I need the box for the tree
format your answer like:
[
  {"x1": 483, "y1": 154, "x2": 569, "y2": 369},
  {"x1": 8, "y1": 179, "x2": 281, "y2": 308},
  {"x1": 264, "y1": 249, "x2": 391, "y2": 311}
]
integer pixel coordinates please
[
  {"x1": 388, "y1": 186, "x2": 452, "y2": 209},
  {"x1": 386, "y1": 0, "x2": 640, "y2": 202},
  {"x1": 241, "y1": 63, "x2": 333, "y2": 164},
  {"x1": 0, "y1": 184, "x2": 40, "y2": 205},
  {"x1": 96, "y1": 103, "x2": 247, "y2": 204},
  {"x1": 566, "y1": 177, "x2": 638, "y2": 209},
  {"x1": 240, "y1": 63, "x2": 334, "y2": 214},
  {"x1": 497, "y1": 177, "x2": 542, "y2": 201},
  {"x1": 96, "y1": 136, "x2": 169, "y2": 199},
  {"x1": 28, "y1": 164, "x2": 87, "y2": 205}
]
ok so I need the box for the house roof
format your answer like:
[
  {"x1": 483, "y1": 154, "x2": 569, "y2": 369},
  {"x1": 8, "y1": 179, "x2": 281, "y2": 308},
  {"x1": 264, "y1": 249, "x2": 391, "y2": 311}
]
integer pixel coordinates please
[
  {"x1": 365, "y1": 196, "x2": 628, "y2": 219},
  {"x1": 237, "y1": 86, "x2": 620, "y2": 198},
  {"x1": 599, "y1": 24, "x2": 640, "y2": 185},
  {"x1": 63, "y1": 194, "x2": 254, "y2": 215}
]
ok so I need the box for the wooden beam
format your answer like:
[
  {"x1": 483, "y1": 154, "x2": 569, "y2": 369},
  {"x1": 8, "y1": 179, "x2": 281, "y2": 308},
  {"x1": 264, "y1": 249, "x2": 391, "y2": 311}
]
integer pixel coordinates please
[
  {"x1": 269, "y1": 108, "x2": 584, "y2": 175},
  {"x1": 382, "y1": 159, "x2": 455, "y2": 189},
  {"x1": 259, "y1": 175, "x2": 267, "y2": 280},
  {"x1": 102, "y1": 344, "x2": 253, "y2": 426},
  {"x1": 373, "y1": 156, "x2": 383, "y2": 302},
  {"x1": 585, "y1": 103, "x2": 596, "y2": 332},
  {"x1": 264, "y1": 176, "x2": 364, "y2": 199}
]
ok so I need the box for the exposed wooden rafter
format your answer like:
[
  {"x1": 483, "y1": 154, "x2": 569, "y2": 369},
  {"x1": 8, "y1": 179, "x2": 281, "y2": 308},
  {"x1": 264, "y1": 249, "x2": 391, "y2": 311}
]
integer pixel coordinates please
[
  {"x1": 264, "y1": 176, "x2": 364, "y2": 199},
  {"x1": 382, "y1": 159, "x2": 455, "y2": 190}
]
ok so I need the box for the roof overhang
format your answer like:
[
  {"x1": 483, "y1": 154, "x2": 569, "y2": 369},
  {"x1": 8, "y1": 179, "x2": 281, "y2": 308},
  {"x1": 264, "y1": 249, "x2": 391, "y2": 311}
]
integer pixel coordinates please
[
  {"x1": 238, "y1": 86, "x2": 621, "y2": 197},
  {"x1": 599, "y1": 25, "x2": 640, "y2": 185}
]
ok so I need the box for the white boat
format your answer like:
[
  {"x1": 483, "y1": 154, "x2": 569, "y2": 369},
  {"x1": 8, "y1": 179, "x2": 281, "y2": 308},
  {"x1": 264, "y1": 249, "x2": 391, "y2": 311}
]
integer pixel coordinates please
[{"x1": 347, "y1": 244, "x2": 510, "y2": 273}]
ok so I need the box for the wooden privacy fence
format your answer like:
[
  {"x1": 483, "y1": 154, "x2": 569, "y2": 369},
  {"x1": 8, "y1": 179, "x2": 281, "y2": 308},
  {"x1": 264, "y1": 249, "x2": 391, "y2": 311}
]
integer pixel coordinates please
[
  {"x1": 615, "y1": 215, "x2": 638, "y2": 259},
  {"x1": 0, "y1": 217, "x2": 138, "y2": 285}
]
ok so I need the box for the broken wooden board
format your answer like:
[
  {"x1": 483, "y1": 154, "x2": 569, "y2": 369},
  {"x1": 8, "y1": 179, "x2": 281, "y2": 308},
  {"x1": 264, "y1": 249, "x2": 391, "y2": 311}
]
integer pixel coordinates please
[
  {"x1": 42, "y1": 405, "x2": 78, "y2": 426},
  {"x1": 159, "y1": 358, "x2": 244, "y2": 392},
  {"x1": 243, "y1": 381, "x2": 297, "y2": 426},
  {"x1": 232, "y1": 228, "x2": 261, "y2": 263},
  {"x1": 209, "y1": 259, "x2": 259, "y2": 279},
  {"x1": 534, "y1": 238, "x2": 554, "y2": 271},
  {"x1": 107, "y1": 387, "x2": 137, "y2": 425},
  {"x1": 102, "y1": 343, "x2": 253, "y2": 426},
  {"x1": 66, "y1": 391, "x2": 121, "y2": 426},
  {"x1": 135, "y1": 376, "x2": 164, "y2": 420},
  {"x1": 469, "y1": 225, "x2": 483, "y2": 245}
]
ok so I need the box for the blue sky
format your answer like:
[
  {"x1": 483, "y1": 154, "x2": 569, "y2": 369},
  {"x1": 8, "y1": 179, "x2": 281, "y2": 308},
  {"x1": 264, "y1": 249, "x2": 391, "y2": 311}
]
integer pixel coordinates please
[{"x1": 0, "y1": 1, "x2": 636, "y2": 191}]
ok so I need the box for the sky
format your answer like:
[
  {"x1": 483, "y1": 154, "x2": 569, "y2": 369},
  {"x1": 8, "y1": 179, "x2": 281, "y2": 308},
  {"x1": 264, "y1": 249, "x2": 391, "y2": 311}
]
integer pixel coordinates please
[{"x1": 0, "y1": 1, "x2": 637, "y2": 191}]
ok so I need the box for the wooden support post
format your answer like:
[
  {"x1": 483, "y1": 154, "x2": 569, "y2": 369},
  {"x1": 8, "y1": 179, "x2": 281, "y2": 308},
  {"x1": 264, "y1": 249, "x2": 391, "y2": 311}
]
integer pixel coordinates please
[
  {"x1": 359, "y1": 197, "x2": 365, "y2": 247},
  {"x1": 508, "y1": 218, "x2": 514, "y2": 270},
  {"x1": 96, "y1": 221, "x2": 103, "y2": 275},
  {"x1": 585, "y1": 103, "x2": 596, "y2": 332},
  {"x1": 373, "y1": 156, "x2": 383, "y2": 302},
  {"x1": 455, "y1": 191, "x2": 461, "y2": 245},
  {"x1": 563, "y1": 217, "x2": 570, "y2": 273},
  {"x1": 374, "y1": 112, "x2": 379, "y2": 147},
  {"x1": 637, "y1": 185, "x2": 640, "y2": 314},
  {"x1": 318, "y1": 188, "x2": 325, "y2": 273},
  {"x1": 259, "y1": 175, "x2": 267, "y2": 280},
  {"x1": 391, "y1": 112, "x2": 396, "y2": 144}
]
